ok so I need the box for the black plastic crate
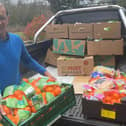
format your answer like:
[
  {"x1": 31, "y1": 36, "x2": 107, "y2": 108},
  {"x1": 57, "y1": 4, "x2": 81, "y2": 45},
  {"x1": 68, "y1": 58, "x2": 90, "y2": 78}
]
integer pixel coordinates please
[
  {"x1": 53, "y1": 94, "x2": 126, "y2": 126},
  {"x1": 82, "y1": 97, "x2": 126, "y2": 124}
]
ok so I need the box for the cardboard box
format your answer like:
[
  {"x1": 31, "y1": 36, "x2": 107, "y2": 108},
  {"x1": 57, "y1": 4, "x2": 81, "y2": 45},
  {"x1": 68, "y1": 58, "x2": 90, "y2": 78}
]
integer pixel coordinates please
[
  {"x1": 94, "y1": 56, "x2": 115, "y2": 67},
  {"x1": 83, "y1": 56, "x2": 94, "y2": 75},
  {"x1": 94, "y1": 22, "x2": 121, "y2": 39},
  {"x1": 73, "y1": 76, "x2": 90, "y2": 94},
  {"x1": 45, "y1": 48, "x2": 60, "y2": 66},
  {"x1": 87, "y1": 39, "x2": 123, "y2": 55},
  {"x1": 46, "y1": 24, "x2": 68, "y2": 39},
  {"x1": 69, "y1": 23, "x2": 93, "y2": 39},
  {"x1": 57, "y1": 56, "x2": 94, "y2": 76},
  {"x1": 53, "y1": 39, "x2": 85, "y2": 56}
]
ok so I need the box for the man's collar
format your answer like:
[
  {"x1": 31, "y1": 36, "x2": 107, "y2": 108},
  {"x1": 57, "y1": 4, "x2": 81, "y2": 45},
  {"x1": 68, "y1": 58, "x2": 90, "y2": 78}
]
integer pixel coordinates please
[
  {"x1": 6, "y1": 32, "x2": 9, "y2": 40},
  {"x1": 0, "y1": 32, "x2": 9, "y2": 41}
]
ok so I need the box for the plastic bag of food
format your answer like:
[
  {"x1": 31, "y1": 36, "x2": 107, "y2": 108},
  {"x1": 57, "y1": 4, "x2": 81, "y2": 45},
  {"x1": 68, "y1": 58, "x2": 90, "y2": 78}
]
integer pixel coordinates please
[
  {"x1": 17, "y1": 109, "x2": 31, "y2": 124},
  {"x1": 93, "y1": 66, "x2": 115, "y2": 78},
  {"x1": 36, "y1": 80, "x2": 60, "y2": 91},
  {"x1": 3, "y1": 85, "x2": 18, "y2": 97},
  {"x1": 29, "y1": 94, "x2": 43, "y2": 106},
  {"x1": 2, "y1": 96, "x2": 28, "y2": 108},
  {"x1": 113, "y1": 79, "x2": 126, "y2": 90},
  {"x1": 92, "y1": 78, "x2": 115, "y2": 90},
  {"x1": 18, "y1": 82, "x2": 36, "y2": 99}
]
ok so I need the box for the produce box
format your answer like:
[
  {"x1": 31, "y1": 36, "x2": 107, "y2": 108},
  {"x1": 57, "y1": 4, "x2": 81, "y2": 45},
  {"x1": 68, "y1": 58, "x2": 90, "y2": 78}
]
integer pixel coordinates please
[
  {"x1": 45, "y1": 48, "x2": 60, "y2": 66},
  {"x1": 0, "y1": 83, "x2": 76, "y2": 126},
  {"x1": 53, "y1": 39, "x2": 85, "y2": 56},
  {"x1": 69, "y1": 23, "x2": 93, "y2": 39},
  {"x1": 93, "y1": 21, "x2": 121, "y2": 39},
  {"x1": 87, "y1": 39, "x2": 123, "y2": 55},
  {"x1": 46, "y1": 24, "x2": 69, "y2": 39},
  {"x1": 82, "y1": 97, "x2": 126, "y2": 123},
  {"x1": 94, "y1": 56, "x2": 115, "y2": 68},
  {"x1": 57, "y1": 56, "x2": 94, "y2": 76}
]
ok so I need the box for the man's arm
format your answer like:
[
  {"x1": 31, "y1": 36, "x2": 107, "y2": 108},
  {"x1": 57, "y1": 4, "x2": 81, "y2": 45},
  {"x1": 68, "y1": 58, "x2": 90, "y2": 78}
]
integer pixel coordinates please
[{"x1": 20, "y1": 38, "x2": 55, "y2": 80}]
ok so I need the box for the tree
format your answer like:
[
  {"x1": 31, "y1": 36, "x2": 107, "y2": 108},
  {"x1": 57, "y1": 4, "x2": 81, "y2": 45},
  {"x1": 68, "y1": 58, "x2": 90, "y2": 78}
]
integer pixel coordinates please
[
  {"x1": 117, "y1": 0, "x2": 126, "y2": 8},
  {"x1": 48, "y1": 0, "x2": 80, "y2": 13},
  {"x1": 24, "y1": 14, "x2": 47, "y2": 40}
]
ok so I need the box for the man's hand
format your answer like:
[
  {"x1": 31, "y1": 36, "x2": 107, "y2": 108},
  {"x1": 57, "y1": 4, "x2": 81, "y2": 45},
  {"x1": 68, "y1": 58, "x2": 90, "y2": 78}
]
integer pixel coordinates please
[{"x1": 44, "y1": 71, "x2": 56, "y2": 81}]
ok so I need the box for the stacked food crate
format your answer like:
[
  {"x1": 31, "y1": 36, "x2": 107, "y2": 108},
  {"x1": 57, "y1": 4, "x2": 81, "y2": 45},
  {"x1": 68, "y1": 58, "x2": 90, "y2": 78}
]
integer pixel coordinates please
[
  {"x1": 82, "y1": 66, "x2": 126, "y2": 123},
  {"x1": 45, "y1": 24, "x2": 94, "y2": 76},
  {"x1": 45, "y1": 21, "x2": 123, "y2": 76},
  {"x1": 87, "y1": 21, "x2": 123, "y2": 68},
  {"x1": 0, "y1": 77, "x2": 76, "y2": 126}
]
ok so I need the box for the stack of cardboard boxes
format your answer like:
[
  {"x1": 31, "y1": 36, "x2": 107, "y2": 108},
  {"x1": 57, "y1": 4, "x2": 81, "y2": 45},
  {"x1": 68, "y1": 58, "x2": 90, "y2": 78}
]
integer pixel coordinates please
[
  {"x1": 87, "y1": 21, "x2": 123, "y2": 67},
  {"x1": 45, "y1": 21, "x2": 123, "y2": 76}
]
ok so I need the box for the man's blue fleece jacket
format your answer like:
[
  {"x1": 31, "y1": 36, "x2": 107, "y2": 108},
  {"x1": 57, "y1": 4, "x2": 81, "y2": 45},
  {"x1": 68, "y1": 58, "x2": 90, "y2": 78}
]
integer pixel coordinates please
[{"x1": 0, "y1": 33, "x2": 46, "y2": 91}]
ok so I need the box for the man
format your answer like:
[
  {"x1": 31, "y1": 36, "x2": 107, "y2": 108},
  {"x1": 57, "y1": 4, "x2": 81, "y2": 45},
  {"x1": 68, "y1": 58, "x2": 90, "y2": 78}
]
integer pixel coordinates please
[
  {"x1": 0, "y1": 2, "x2": 56, "y2": 118},
  {"x1": 0, "y1": 3, "x2": 56, "y2": 91}
]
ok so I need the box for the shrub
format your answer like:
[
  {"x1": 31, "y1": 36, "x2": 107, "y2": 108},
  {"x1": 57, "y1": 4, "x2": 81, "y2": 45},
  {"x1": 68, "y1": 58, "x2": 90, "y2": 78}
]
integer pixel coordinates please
[{"x1": 24, "y1": 14, "x2": 47, "y2": 40}]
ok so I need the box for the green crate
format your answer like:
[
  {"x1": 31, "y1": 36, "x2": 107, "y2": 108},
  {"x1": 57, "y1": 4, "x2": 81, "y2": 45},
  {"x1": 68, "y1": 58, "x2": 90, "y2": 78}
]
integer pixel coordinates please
[{"x1": 1, "y1": 83, "x2": 76, "y2": 126}]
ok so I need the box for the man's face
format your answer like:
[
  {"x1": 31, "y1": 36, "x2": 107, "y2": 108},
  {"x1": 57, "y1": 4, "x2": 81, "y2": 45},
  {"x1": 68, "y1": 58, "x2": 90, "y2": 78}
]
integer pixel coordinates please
[{"x1": 0, "y1": 6, "x2": 8, "y2": 35}]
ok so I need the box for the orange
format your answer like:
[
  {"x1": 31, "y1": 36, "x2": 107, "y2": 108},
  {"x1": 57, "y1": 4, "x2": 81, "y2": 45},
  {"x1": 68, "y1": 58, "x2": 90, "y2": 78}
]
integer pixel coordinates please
[
  {"x1": 22, "y1": 78, "x2": 29, "y2": 83},
  {"x1": 49, "y1": 91, "x2": 56, "y2": 97},
  {"x1": 44, "y1": 86, "x2": 53, "y2": 92},
  {"x1": 47, "y1": 78, "x2": 55, "y2": 82},
  {"x1": 54, "y1": 87, "x2": 61, "y2": 96},
  {"x1": 28, "y1": 100, "x2": 33, "y2": 107},
  {"x1": 112, "y1": 93, "x2": 120, "y2": 99},
  {"x1": 13, "y1": 108, "x2": 18, "y2": 116},
  {"x1": 31, "y1": 106, "x2": 37, "y2": 113},
  {"x1": 104, "y1": 96, "x2": 111, "y2": 102},
  {"x1": 24, "y1": 106, "x2": 31, "y2": 112},
  {"x1": 14, "y1": 90, "x2": 26, "y2": 100},
  {"x1": 41, "y1": 92, "x2": 47, "y2": 104},
  {"x1": 0, "y1": 123, "x2": 3, "y2": 126},
  {"x1": 2, "y1": 105, "x2": 11, "y2": 114},
  {"x1": 12, "y1": 115, "x2": 19, "y2": 125}
]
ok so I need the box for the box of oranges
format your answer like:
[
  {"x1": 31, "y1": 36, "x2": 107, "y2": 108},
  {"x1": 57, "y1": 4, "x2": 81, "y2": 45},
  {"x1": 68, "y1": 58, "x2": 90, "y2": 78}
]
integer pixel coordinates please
[{"x1": 0, "y1": 77, "x2": 76, "y2": 126}]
